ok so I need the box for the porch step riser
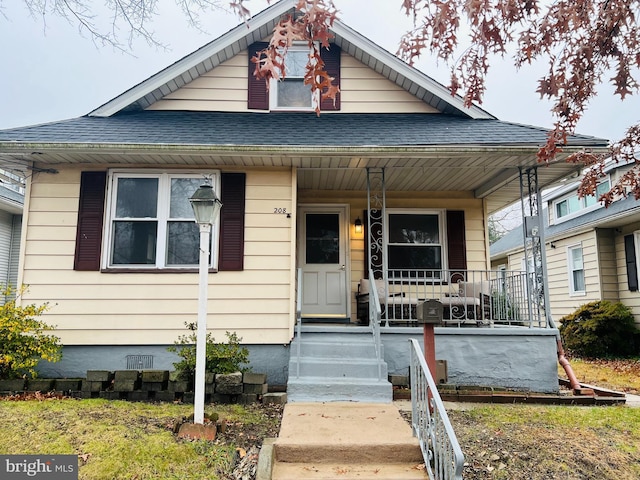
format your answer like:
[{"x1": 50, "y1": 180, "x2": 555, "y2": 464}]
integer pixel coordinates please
[
  {"x1": 293, "y1": 341, "x2": 379, "y2": 359},
  {"x1": 289, "y1": 359, "x2": 387, "y2": 379},
  {"x1": 271, "y1": 462, "x2": 428, "y2": 480},
  {"x1": 286, "y1": 379, "x2": 393, "y2": 403},
  {"x1": 274, "y1": 443, "x2": 424, "y2": 465}
]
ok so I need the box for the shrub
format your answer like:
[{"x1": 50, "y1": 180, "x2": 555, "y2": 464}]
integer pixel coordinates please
[
  {"x1": 167, "y1": 323, "x2": 250, "y2": 381},
  {"x1": 558, "y1": 300, "x2": 639, "y2": 358},
  {"x1": 0, "y1": 287, "x2": 61, "y2": 379}
]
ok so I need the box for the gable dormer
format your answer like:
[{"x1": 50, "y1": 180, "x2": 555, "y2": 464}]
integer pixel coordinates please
[{"x1": 89, "y1": 0, "x2": 493, "y2": 119}]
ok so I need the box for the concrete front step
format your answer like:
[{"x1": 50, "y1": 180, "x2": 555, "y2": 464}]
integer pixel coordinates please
[
  {"x1": 270, "y1": 402, "x2": 426, "y2": 480},
  {"x1": 288, "y1": 330, "x2": 392, "y2": 403},
  {"x1": 271, "y1": 462, "x2": 428, "y2": 479},
  {"x1": 287, "y1": 376, "x2": 392, "y2": 403},
  {"x1": 292, "y1": 338, "x2": 380, "y2": 359},
  {"x1": 289, "y1": 357, "x2": 388, "y2": 379}
]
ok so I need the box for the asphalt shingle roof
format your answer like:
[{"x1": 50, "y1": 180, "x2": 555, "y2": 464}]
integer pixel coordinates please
[
  {"x1": 490, "y1": 195, "x2": 640, "y2": 258},
  {"x1": 0, "y1": 111, "x2": 607, "y2": 148}
]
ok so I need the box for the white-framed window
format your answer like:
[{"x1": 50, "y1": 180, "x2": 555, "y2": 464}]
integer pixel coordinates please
[
  {"x1": 567, "y1": 244, "x2": 586, "y2": 295},
  {"x1": 553, "y1": 177, "x2": 610, "y2": 223},
  {"x1": 104, "y1": 170, "x2": 220, "y2": 269},
  {"x1": 386, "y1": 210, "x2": 445, "y2": 277},
  {"x1": 270, "y1": 44, "x2": 318, "y2": 111}
]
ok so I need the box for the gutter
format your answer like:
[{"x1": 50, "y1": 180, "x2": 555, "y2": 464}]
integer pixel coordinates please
[{"x1": 0, "y1": 142, "x2": 605, "y2": 157}]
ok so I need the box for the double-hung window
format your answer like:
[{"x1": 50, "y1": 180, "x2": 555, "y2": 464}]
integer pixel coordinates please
[
  {"x1": 568, "y1": 245, "x2": 586, "y2": 295},
  {"x1": 106, "y1": 171, "x2": 220, "y2": 269},
  {"x1": 271, "y1": 45, "x2": 316, "y2": 110},
  {"x1": 387, "y1": 210, "x2": 444, "y2": 278}
]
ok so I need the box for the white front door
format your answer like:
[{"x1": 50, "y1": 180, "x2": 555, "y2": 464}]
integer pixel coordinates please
[{"x1": 298, "y1": 206, "x2": 349, "y2": 319}]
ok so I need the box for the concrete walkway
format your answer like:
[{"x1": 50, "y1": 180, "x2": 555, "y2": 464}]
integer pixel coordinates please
[
  {"x1": 258, "y1": 393, "x2": 640, "y2": 479},
  {"x1": 263, "y1": 402, "x2": 427, "y2": 480}
]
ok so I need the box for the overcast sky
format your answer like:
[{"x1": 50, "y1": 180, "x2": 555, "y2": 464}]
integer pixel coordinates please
[{"x1": 0, "y1": 0, "x2": 637, "y2": 143}]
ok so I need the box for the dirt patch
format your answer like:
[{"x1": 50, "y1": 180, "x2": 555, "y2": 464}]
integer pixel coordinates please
[{"x1": 448, "y1": 408, "x2": 639, "y2": 480}]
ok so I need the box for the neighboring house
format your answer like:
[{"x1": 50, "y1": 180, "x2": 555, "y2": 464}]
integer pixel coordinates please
[
  {"x1": 0, "y1": 0, "x2": 609, "y2": 396},
  {"x1": 491, "y1": 161, "x2": 640, "y2": 325},
  {"x1": 0, "y1": 171, "x2": 24, "y2": 302}
]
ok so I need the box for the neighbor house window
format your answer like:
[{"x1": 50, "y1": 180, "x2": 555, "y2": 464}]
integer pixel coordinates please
[
  {"x1": 568, "y1": 245, "x2": 586, "y2": 295},
  {"x1": 270, "y1": 45, "x2": 316, "y2": 110},
  {"x1": 553, "y1": 177, "x2": 610, "y2": 222},
  {"x1": 105, "y1": 171, "x2": 220, "y2": 268},
  {"x1": 386, "y1": 210, "x2": 444, "y2": 277}
]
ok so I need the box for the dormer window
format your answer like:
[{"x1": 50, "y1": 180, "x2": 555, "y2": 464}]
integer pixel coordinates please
[
  {"x1": 271, "y1": 47, "x2": 316, "y2": 110},
  {"x1": 552, "y1": 176, "x2": 610, "y2": 223},
  {"x1": 248, "y1": 42, "x2": 341, "y2": 112}
]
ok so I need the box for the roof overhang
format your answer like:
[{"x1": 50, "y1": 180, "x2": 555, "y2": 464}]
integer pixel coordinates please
[{"x1": 0, "y1": 141, "x2": 607, "y2": 214}]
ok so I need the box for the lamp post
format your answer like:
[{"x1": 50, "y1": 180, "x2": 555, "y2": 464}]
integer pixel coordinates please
[{"x1": 189, "y1": 183, "x2": 222, "y2": 425}]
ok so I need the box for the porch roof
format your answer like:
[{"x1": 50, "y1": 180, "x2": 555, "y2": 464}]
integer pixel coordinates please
[{"x1": 0, "y1": 111, "x2": 609, "y2": 214}]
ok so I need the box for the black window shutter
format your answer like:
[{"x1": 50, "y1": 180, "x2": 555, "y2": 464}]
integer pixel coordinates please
[
  {"x1": 248, "y1": 42, "x2": 269, "y2": 110},
  {"x1": 625, "y1": 234, "x2": 638, "y2": 291},
  {"x1": 447, "y1": 210, "x2": 467, "y2": 283},
  {"x1": 219, "y1": 173, "x2": 246, "y2": 271},
  {"x1": 74, "y1": 171, "x2": 107, "y2": 271},
  {"x1": 320, "y1": 45, "x2": 341, "y2": 111}
]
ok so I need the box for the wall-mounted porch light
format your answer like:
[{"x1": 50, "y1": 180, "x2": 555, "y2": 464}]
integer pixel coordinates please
[{"x1": 354, "y1": 217, "x2": 363, "y2": 234}]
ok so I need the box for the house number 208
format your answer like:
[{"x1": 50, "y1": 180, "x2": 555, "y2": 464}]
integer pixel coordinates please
[{"x1": 274, "y1": 208, "x2": 288, "y2": 214}]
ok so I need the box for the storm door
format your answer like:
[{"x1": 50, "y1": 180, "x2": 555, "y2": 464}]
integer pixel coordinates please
[{"x1": 298, "y1": 206, "x2": 348, "y2": 319}]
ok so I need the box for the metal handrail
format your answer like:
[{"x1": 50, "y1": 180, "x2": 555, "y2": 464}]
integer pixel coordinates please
[
  {"x1": 295, "y1": 268, "x2": 302, "y2": 378},
  {"x1": 409, "y1": 338, "x2": 464, "y2": 480},
  {"x1": 359, "y1": 269, "x2": 547, "y2": 328},
  {"x1": 367, "y1": 269, "x2": 384, "y2": 381}
]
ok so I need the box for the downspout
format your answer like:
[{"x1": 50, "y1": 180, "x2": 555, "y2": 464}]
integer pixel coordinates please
[{"x1": 548, "y1": 317, "x2": 581, "y2": 391}]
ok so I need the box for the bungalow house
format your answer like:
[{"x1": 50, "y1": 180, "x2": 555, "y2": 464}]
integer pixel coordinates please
[
  {"x1": 491, "y1": 161, "x2": 640, "y2": 326},
  {"x1": 0, "y1": 0, "x2": 609, "y2": 400}
]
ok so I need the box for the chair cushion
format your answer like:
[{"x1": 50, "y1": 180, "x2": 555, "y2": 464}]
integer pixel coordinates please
[
  {"x1": 458, "y1": 280, "x2": 490, "y2": 297},
  {"x1": 359, "y1": 279, "x2": 387, "y2": 299},
  {"x1": 439, "y1": 296, "x2": 480, "y2": 307}
]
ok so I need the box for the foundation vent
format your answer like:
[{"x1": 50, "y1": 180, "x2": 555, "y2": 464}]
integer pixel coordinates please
[{"x1": 126, "y1": 355, "x2": 154, "y2": 370}]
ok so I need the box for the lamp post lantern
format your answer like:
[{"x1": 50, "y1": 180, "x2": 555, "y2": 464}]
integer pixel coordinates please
[{"x1": 189, "y1": 183, "x2": 222, "y2": 425}]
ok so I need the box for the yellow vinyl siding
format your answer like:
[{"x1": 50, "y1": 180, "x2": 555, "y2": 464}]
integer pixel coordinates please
[
  {"x1": 20, "y1": 167, "x2": 296, "y2": 346},
  {"x1": 147, "y1": 53, "x2": 249, "y2": 112},
  {"x1": 147, "y1": 50, "x2": 439, "y2": 114}
]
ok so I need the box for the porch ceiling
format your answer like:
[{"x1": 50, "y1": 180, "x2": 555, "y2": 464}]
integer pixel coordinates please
[{"x1": 0, "y1": 146, "x2": 593, "y2": 213}]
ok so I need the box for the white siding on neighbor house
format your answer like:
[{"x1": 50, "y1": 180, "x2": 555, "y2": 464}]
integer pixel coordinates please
[
  {"x1": 546, "y1": 231, "x2": 601, "y2": 320},
  {"x1": 0, "y1": 210, "x2": 12, "y2": 290},
  {"x1": 595, "y1": 228, "x2": 619, "y2": 303},
  {"x1": 615, "y1": 222, "x2": 640, "y2": 326},
  {"x1": 147, "y1": 51, "x2": 439, "y2": 114},
  {"x1": 20, "y1": 167, "x2": 296, "y2": 346},
  {"x1": 298, "y1": 191, "x2": 488, "y2": 322}
]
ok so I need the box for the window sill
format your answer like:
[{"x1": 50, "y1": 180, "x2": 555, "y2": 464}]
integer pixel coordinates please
[
  {"x1": 569, "y1": 291, "x2": 587, "y2": 297},
  {"x1": 101, "y1": 267, "x2": 218, "y2": 274}
]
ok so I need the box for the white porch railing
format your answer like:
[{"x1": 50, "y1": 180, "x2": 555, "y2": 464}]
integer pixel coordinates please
[
  {"x1": 295, "y1": 268, "x2": 302, "y2": 378},
  {"x1": 357, "y1": 269, "x2": 546, "y2": 328},
  {"x1": 409, "y1": 338, "x2": 464, "y2": 480}
]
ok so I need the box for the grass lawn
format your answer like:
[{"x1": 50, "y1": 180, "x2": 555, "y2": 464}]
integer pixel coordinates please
[
  {"x1": 0, "y1": 398, "x2": 282, "y2": 480},
  {"x1": 450, "y1": 403, "x2": 640, "y2": 480},
  {"x1": 558, "y1": 357, "x2": 640, "y2": 393}
]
